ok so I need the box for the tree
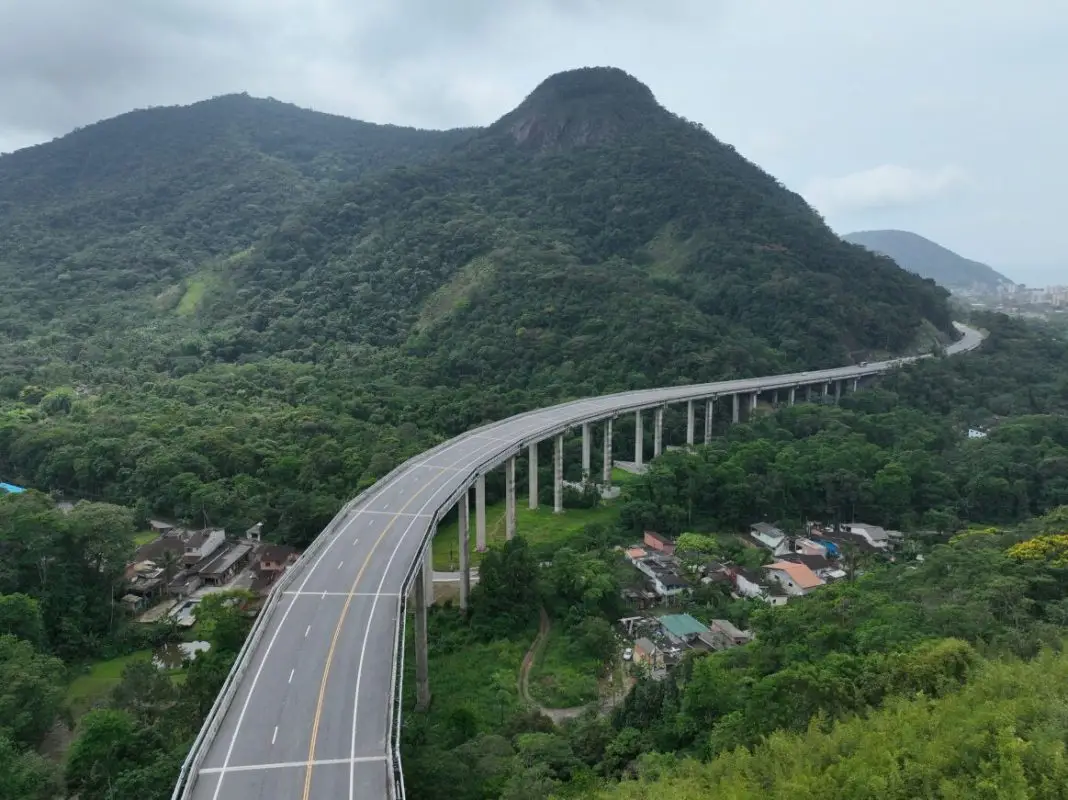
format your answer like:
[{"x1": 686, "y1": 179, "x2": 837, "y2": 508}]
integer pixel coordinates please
[
  {"x1": 0, "y1": 634, "x2": 65, "y2": 749},
  {"x1": 0, "y1": 593, "x2": 44, "y2": 646},
  {"x1": 65, "y1": 709, "x2": 145, "y2": 800},
  {"x1": 0, "y1": 732, "x2": 58, "y2": 800},
  {"x1": 470, "y1": 538, "x2": 539, "y2": 636}
]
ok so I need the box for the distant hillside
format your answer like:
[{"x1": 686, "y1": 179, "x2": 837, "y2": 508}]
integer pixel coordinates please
[{"x1": 843, "y1": 230, "x2": 1013, "y2": 291}]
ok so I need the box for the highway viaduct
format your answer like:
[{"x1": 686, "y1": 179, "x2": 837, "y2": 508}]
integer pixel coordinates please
[{"x1": 173, "y1": 323, "x2": 983, "y2": 800}]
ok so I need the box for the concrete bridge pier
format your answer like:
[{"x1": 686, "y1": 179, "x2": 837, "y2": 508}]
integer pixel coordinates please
[
  {"x1": 705, "y1": 398, "x2": 714, "y2": 444},
  {"x1": 789, "y1": 386, "x2": 796, "y2": 406},
  {"x1": 414, "y1": 551, "x2": 431, "y2": 711},
  {"x1": 732, "y1": 393, "x2": 740, "y2": 423},
  {"x1": 749, "y1": 392, "x2": 758, "y2": 416},
  {"x1": 528, "y1": 443, "x2": 538, "y2": 510},
  {"x1": 458, "y1": 492, "x2": 470, "y2": 611},
  {"x1": 581, "y1": 422, "x2": 591, "y2": 479},
  {"x1": 835, "y1": 380, "x2": 843, "y2": 402},
  {"x1": 653, "y1": 407, "x2": 664, "y2": 457},
  {"x1": 505, "y1": 456, "x2": 517, "y2": 540},
  {"x1": 807, "y1": 384, "x2": 814, "y2": 402},
  {"x1": 602, "y1": 418, "x2": 613, "y2": 484},
  {"x1": 423, "y1": 529, "x2": 435, "y2": 603},
  {"x1": 685, "y1": 400, "x2": 695, "y2": 446},
  {"x1": 475, "y1": 474, "x2": 487, "y2": 552},
  {"x1": 553, "y1": 433, "x2": 564, "y2": 513},
  {"x1": 634, "y1": 410, "x2": 644, "y2": 468}
]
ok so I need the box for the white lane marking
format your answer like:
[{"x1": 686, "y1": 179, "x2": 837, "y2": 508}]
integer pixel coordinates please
[
  {"x1": 352, "y1": 537, "x2": 360, "y2": 545},
  {"x1": 349, "y1": 463, "x2": 477, "y2": 798},
  {"x1": 284, "y1": 591, "x2": 400, "y2": 597},
  {"x1": 200, "y1": 756, "x2": 386, "y2": 774},
  {"x1": 206, "y1": 425, "x2": 542, "y2": 795},
  {"x1": 271, "y1": 726, "x2": 278, "y2": 745},
  {"x1": 337, "y1": 561, "x2": 344, "y2": 570},
  {"x1": 382, "y1": 503, "x2": 390, "y2": 510},
  {"x1": 207, "y1": 528, "x2": 348, "y2": 799},
  {"x1": 288, "y1": 669, "x2": 294, "y2": 684},
  {"x1": 304, "y1": 625, "x2": 311, "y2": 638},
  {"x1": 356, "y1": 510, "x2": 431, "y2": 518}
]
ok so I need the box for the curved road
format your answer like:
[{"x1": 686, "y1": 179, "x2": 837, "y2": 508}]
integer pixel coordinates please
[{"x1": 178, "y1": 323, "x2": 983, "y2": 800}]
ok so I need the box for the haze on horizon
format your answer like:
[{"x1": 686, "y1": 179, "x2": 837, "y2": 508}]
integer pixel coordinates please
[{"x1": 1, "y1": 0, "x2": 1064, "y2": 285}]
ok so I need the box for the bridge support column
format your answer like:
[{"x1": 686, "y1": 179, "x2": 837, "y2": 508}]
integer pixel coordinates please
[
  {"x1": 475, "y1": 474, "x2": 487, "y2": 552},
  {"x1": 852, "y1": 378, "x2": 859, "y2": 393},
  {"x1": 653, "y1": 407, "x2": 664, "y2": 457},
  {"x1": 635, "y1": 410, "x2": 644, "y2": 469},
  {"x1": 685, "y1": 400, "x2": 695, "y2": 446},
  {"x1": 789, "y1": 386, "x2": 796, "y2": 406},
  {"x1": 602, "y1": 418, "x2": 613, "y2": 484},
  {"x1": 505, "y1": 456, "x2": 517, "y2": 541},
  {"x1": 750, "y1": 392, "x2": 758, "y2": 416},
  {"x1": 705, "y1": 398, "x2": 714, "y2": 444},
  {"x1": 581, "y1": 422, "x2": 591, "y2": 479},
  {"x1": 528, "y1": 443, "x2": 538, "y2": 510},
  {"x1": 458, "y1": 492, "x2": 470, "y2": 612},
  {"x1": 824, "y1": 382, "x2": 831, "y2": 401},
  {"x1": 732, "y1": 393, "x2": 740, "y2": 423},
  {"x1": 807, "y1": 385, "x2": 813, "y2": 402},
  {"x1": 414, "y1": 551, "x2": 431, "y2": 711},
  {"x1": 835, "y1": 380, "x2": 842, "y2": 402},
  {"x1": 423, "y1": 529, "x2": 435, "y2": 604},
  {"x1": 553, "y1": 433, "x2": 564, "y2": 514}
]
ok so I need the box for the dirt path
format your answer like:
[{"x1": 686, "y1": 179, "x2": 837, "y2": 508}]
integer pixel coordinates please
[{"x1": 518, "y1": 608, "x2": 628, "y2": 725}]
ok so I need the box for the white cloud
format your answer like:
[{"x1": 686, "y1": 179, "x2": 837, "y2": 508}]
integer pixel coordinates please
[{"x1": 803, "y1": 165, "x2": 968, "y2": 215}]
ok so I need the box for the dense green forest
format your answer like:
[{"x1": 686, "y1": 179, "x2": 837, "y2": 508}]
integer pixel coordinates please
[
  {"x1": 397, "y1": 313, "x2": 1068, "y2": 799},
  {"x1": 0, "y1": 64, "x2": 1058, "y2": 799},
  {"x1": 0, "y1": 67, "x2": 955, "y2": 546},
  {"x1": 0, "y1": 488, "x2": 254, "y2": 799}
]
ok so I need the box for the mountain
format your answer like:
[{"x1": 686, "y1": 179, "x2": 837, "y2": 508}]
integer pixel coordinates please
[
  {"x1": 843, "y1": 229, "x2": 1014, "y2": 291},
  {"x1": 0, "y1": 67, "x2": 957, "y2": 544},
  {"x1": 203, "y1": 68, "x2": 954, "y2": 386},
  {"x1": 0, "y1": 93, "x2": 470, "y2": 335}
]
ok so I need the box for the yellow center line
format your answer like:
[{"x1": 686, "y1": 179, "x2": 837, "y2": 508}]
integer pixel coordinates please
[{"x1": 301, "y1": 470, "x2": 442, "y2": 800}]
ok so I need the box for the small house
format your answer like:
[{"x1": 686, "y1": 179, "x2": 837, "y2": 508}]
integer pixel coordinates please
[
  {"x1": 659, "y1": 613, "x2": 709, "y2": 645},
  {"x1": 765, "y1": 560, "x2": 825, "y2": 596},
  {"x1": 643, "y1": 531, "x2": 675, "y2": 556},
  {"x1": 749, "y1": 522, "x2": 790, "y2": 555}
]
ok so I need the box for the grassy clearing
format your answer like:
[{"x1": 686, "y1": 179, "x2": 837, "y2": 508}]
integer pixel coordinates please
[
  {"x1": 431, "y1": 501, "x2": 620, "y2": 571},
  {"x1": 528, "y1": 626, "x2": 600, "y2": 709},
  {"x1": 176, "y1": 278, "x2": 208, "y2": 315},
  {"x1": 404, "y1": 613, "x2": 531, "y2": 738},
  {"x1": 132, "y1": 530, "x2": 158, "y2": 546},
  {"x1": 66, "y1": 651, "x2": 152, "y2": 719}
]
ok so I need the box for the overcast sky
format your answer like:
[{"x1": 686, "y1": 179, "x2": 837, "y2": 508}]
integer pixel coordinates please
[{"x1": 1, "y1": 0, "x2": 1064, "y2": 284}]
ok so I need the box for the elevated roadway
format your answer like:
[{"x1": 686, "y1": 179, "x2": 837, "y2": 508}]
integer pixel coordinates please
[{"x1": 176, "y1": 323, "x2": 983, "y2": 800}]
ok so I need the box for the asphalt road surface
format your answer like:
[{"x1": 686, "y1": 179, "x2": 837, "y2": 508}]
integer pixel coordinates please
[{"x1": 183, "y1": 323, "x2": 983, "y2": 800}]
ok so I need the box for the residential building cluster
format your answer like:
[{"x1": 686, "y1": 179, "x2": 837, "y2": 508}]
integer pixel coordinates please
[
  {"x1": 620, "y1": 612, "x2": 753, "y2": 679},
  {"x1": 122, "y1": 520, "x2": 300, "y2": 614},
  {"x1": 618, "y1": 519, "x2": 902, "y2": 677}
]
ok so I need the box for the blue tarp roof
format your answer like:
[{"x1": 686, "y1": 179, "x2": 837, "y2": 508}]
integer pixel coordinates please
[{"x1": 0, "y1": 482, "x2": 26, "y2": 494}]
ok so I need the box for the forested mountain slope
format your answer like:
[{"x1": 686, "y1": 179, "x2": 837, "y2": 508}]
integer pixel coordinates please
[
  {"x1": 0, "y1": 94, "x2": 470, "y2": 339},
  {"x1": 207, "y1": 68, "x2": 954, "y2": 389},
  {"x1": 844, "y1": 229, "x2": 1014, "y2": 291},
  {"x1": 0, "y1": 67, "x2": 959, "y2": 545}
]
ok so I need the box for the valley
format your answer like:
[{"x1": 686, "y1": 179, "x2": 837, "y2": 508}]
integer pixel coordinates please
[{"x1": 0, "y1": 64, "x2": 1064, "y2": 800}]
